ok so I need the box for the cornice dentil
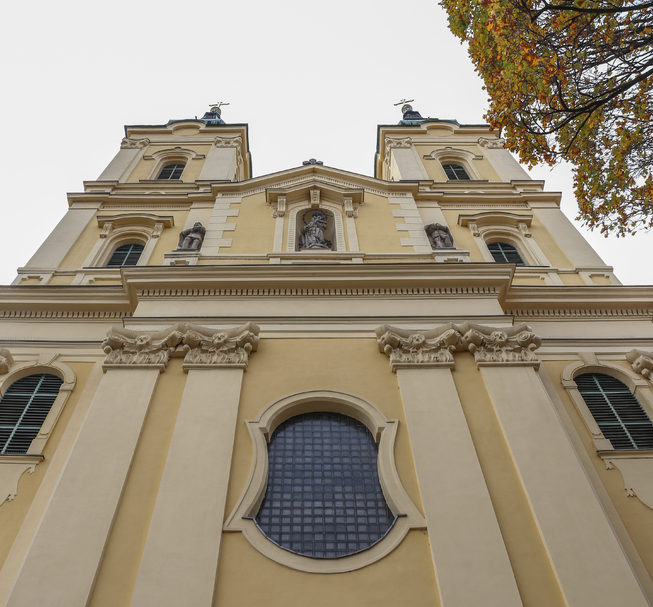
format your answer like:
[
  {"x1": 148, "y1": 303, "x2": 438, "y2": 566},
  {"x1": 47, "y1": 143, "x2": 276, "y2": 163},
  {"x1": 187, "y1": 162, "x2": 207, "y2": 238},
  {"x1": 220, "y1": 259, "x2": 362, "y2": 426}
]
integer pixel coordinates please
[
  {"x1": 627, "y1": 349, "x2": 653, "y2": 379},
  {"x1": 376, "y1": 323, "x2": 462, "y2": 372},
  {"x1": 459, "y1": 322, "x2": 541, "y2": 366}
]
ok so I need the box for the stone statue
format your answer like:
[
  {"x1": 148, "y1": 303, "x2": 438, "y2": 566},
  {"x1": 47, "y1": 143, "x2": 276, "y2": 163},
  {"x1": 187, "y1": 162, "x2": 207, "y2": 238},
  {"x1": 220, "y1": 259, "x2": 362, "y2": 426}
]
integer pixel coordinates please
[
  {"x1": 299, "y1": 213, "x2": 332, "y2": 250},
  {"x1": 177, "y1": 222, "x2": 206, "y2": 251},
  {"x1": 425, "y1": 223, "x2": 454, "y2": 249}
]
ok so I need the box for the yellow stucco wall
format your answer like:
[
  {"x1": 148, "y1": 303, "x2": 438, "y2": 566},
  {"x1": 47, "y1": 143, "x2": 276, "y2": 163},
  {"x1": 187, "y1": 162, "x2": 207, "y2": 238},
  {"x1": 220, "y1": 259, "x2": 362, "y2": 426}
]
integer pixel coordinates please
[
  {"x1": 452, "y1": 354, "x2": 566, "y2": 607},
  {"x1": 87, "y1": 360, "x2": 187, "y2": 607},
  {"x1": 0, "y1": 362, "x2": 94, "y2": 571},
  {"x1": 217, "y1": 337, "x2": 438, "y2": 606},
  {"x1": 543, "y1": 360, "x2": 653, "y2": 582},
  {"x1": 228, "y1": 193, "x2": 274, "y2": 255},
  {"x1": 356, "y1": 194, "x2": 405, "y2": 253}
]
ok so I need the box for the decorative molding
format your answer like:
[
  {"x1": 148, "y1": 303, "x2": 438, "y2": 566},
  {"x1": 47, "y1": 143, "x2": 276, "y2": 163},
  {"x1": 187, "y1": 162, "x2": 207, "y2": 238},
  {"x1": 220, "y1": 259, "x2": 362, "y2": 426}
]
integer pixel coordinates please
[
  {"x1": 0, "y1": 349, "x2": 14, "y2": 374},
  {"x1": 383, "y1": 137, "x2": 413, "y2": 176},
  {"x1": 627, "y1": 349, "x2": 653, "y2": 379},
  {"x1": 0, "y1": 310, "x2": 132, "y2": 319},
  {"x1": 310, "y1": 189, "x2": 320, "y2": 208},
  {"x1": 0, "y1": 455, "x2": 45, "y2": 506},
  {"x1": 224, "y1": 390, "x2": 426, "y2": 573},
  {"x1": 214, "y1": 136, "x2": 244, "y2": 168},
  {"x1": 102, "y1": 326, "x2": 184, "y2": 371},
  {"x1": 343, "y1": 196, "x2": 361, "y2": 218},
  {"x1": 518, "y1": 221, "x2": 532, "y2": 238},
  {"x1": 468, "y1": 221, "x2": 480, "y2": 237},
  {"x1": 477, "y1": 137, "x2": 506, "y2": 149},
  {"x1": 120, "y1": 138, "x2": 150, "y2": 150},
  {"x1": 270, "y1": 195, "x2": 286, "y2": 217},
  {"x1": 510, "y1": 308, "x2": 652, "y2": 319},
  {"x1": 460, "y1": 322, "x2": 542, "y2": 367},
  {"x1": 182, "y1": 323, "x2": 259, "y2": 370},
  {"x1": 99, "y1": 221, "x2": 113, "y2": 238},
  {"x1": 600, "y1": 451, "x2": 653, "y2": 510},
  {"x1": 136, "y1": 286, "x2": 501, "y2": 299},
  {"x1": 376, "y1": 324, "x2": 461, "y2": 371}
]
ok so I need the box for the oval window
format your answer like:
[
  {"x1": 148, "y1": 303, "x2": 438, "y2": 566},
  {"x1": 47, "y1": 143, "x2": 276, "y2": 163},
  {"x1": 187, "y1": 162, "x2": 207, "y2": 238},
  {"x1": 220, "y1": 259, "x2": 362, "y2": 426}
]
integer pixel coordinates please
[{"x1": 255, "y1": 412, "x2": 395, "y2": 558}]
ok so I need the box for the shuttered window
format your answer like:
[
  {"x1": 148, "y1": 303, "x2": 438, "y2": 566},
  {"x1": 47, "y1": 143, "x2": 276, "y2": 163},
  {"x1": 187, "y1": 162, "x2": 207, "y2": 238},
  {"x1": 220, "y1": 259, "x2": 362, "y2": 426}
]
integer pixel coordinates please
[
  {"x1": 442, "y1": 163, "x2": 471, "y2": 180},
  {"x1": 157, "y1": 163, "x2": 185, "y2": 180},
  {"x1": 255, "y1": 412, "x2": 396, "y2": 558},
  {"x1": 106, "y1": 243, "x2": 144, "y2": 267},
  {"x1": 487, "y1": 242, "x2": 525, "y2": 266},
  {"x1": 575, "y1": 373, "x2": 653, "y2": 450},
  {"x1": 0, "y1": 374, "x2": 63, "y2": 454}
]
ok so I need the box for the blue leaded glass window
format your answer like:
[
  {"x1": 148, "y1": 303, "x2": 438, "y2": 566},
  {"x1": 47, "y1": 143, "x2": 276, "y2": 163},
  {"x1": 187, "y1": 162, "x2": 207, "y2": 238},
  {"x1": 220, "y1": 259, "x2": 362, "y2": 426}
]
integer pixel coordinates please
[
  {"x1": 0, "y1": 374, "x2": 63, "y2": 454},
  {"x1": 255, "y1": 412, "x2": 395, "y2": 558},
  {"x1": 575, "y1": 373, "x2": 653, "y2": 449}
]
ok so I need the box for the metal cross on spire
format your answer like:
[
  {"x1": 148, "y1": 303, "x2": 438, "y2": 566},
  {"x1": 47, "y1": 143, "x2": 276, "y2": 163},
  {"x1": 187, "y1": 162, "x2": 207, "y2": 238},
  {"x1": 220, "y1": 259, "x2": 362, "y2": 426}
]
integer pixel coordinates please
[
  {"x1": 394, "y1": 99, "x2": 414, "y2": 106},
  {"x1": 210, "y1": 101, "x2": 230, "y2": 115}
]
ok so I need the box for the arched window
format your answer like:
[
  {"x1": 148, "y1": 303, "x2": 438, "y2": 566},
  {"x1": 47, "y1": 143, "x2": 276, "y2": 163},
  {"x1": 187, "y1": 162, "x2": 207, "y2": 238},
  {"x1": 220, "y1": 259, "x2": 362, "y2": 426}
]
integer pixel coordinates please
[
  {"x1": 575, "y1": 373, "x2": 653, "y2": 449},
  {"x1": 106, "y1": 243, "x2": 144, "y2": 267},
  {"x1": 442, "y1": 163, "x2": 470, "y2": 180},
  {"x1": 487, "y1": 242, "x2": 525, "y2": 266},
  {"x1": 0, "y1": 374, "x2": 63, "y2": 454},
  {"x1": 156, "y1": 163, "x2": 185, "y2": 180},
  {"x1": 255, "y1": 412, "x2": 395, "y2": 558}
]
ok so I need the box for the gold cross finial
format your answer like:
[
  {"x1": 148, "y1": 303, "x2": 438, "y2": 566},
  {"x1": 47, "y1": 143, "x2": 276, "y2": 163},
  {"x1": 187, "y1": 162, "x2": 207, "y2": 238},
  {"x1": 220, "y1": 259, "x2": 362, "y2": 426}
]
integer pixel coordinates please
[
  {"x1": 394, "y1": 98, "x2": 414, "y2": 106},
  {"x1": 210, "y1": 101, "x2": 230, "y2": 114}
]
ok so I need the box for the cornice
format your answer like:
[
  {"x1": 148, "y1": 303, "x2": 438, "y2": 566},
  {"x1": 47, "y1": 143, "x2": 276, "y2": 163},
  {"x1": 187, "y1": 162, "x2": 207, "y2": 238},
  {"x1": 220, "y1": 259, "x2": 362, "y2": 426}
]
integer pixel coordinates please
[
  {"x1": 0, "y1": 285, "x2": 133, "y2": 313},
  {"x1": 119, "y1": 263, "x2": 514, "y2": 300},
  {"x1": 503, "y1": 285, "x2": 653, "y2": 316}
]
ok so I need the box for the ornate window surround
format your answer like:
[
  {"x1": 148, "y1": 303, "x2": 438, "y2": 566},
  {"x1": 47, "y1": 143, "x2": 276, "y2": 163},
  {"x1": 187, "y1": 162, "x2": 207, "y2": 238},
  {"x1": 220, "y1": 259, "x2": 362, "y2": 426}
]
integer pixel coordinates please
[
  {"x1": 142, "y1": 147, "x2": 205, "y2": 181},
  {"x1": 81, "y1": 214, "x2": 174, "y2": 270},
  {"x1": 422, "y1": 147, "x2": 483, "y2": 181},
  {"x1": 224, "y1": 389, "x2": 426, "y2": 573},
  {"x1": 0, "y1": 353, "x2": 76, "y2": 505},
  {"x1": 562, "y1": 358, "x2": 653, "y2": 510},
  {"x1": 458, "y1": 211, "x2": 553, "y2": 268}
]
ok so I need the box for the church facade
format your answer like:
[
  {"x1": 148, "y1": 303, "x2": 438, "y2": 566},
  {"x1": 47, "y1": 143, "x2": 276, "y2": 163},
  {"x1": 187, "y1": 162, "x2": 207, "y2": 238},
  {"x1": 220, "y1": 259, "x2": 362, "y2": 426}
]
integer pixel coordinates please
[{"x1": 1, "y1": 105, "x2": 653, "y2": 607}]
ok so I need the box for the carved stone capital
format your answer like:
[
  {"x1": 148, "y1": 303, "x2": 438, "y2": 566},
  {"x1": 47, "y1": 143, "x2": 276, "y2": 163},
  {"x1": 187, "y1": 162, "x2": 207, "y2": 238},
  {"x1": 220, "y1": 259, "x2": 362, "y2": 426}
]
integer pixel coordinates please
[
  {"x1": 477, "y1": 137, "x2": 506, "y2": 149},
  {"x1": 627, "y1": 349, "x2": 653, "y2": 379},
  {"x1": 0, "y1": 348, "x2": 14, "y2": 374},
  {"x1": 213, "y1": 135, "x2": 243, "y2": 149},
  {"x1": 460, "y1": 322, "x2": 541, "y2": 367},
  {"x1": 376, "y1": 324, "x2": 462, "y2": 372},
  {"x1": 271, "y1": 195, "x2": 286, "y2": 218},
  {"x1": 182, "y1": 322, "x2": 260, "y2": 370},
  {"x1": 383, "y1": 137, "x2": 413, "y2": 170},
  {"x1": 102, "y1": 327, "x2": 184, "y2": 371},
  {"x1": 120, "y1": 137, "x2": 150, "y2": 150}
]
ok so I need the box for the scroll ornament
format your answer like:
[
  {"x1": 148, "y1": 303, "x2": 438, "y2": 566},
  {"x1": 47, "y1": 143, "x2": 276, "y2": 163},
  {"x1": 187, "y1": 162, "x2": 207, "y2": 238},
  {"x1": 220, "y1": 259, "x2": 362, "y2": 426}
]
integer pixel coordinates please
[
  {"x1": 376, "y1": 324, "x2": 461, "y2": 370},
  {"x1": 102, "y1": 328, "x2": 183, "y2": 368},
  {"x1": 626, "y1": 349, "x2": 653, "y2": 378},
  {"x1": 183, "y1": 326, "x2": 259, "y2": 367},
  {"x1": 460, "y1": 323, "x2": 541, "y2": 365},
  {"x1": 0, "y1": 348, "x2": 14, "y2": 374}
]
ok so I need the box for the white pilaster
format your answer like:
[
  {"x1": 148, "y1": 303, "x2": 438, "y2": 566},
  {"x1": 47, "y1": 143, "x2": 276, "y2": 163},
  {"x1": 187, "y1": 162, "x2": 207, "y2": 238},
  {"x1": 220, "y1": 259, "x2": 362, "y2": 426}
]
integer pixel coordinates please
[{"x1": 376, "y1": 325, "x2": 523, "y2": 607}]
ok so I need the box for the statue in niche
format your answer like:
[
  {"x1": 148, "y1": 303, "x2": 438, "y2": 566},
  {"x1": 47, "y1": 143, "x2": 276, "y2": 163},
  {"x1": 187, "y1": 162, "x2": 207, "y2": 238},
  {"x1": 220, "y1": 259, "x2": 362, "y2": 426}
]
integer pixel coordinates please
[
  {"x1": 425, "y1": 223, "x2": 454, "y2": 249},
  {"x1": 177, "y1": 222, "x2": 206, "y2": 251},
  {"x1": 299, "y1": 212, "x2": 332, "y2": 250}
]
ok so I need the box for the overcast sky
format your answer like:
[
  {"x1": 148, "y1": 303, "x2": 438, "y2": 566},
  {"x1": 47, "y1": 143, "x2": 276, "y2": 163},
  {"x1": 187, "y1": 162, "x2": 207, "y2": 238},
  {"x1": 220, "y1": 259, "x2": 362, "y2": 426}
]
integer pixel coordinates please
[{"x1": 1, "y1": 0, "x2": 650, "y2": 286}]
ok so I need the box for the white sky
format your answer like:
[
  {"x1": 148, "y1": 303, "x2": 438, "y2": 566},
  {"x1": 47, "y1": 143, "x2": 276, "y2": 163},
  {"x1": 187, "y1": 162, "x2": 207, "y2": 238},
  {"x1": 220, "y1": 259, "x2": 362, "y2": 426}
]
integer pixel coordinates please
[{"x1": 1, "y1": 0, "x2": 650, "y2": 286}]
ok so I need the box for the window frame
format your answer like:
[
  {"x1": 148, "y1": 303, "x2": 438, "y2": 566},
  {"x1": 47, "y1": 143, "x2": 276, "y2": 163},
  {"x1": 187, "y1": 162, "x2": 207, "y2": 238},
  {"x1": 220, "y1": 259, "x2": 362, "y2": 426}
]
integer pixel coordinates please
[
  {"x1": 156, "y1": 163, "x2": 185, "y2": 180},
  {"x1": 224, "y1": 390, "x2": 425, "y2": 573}
]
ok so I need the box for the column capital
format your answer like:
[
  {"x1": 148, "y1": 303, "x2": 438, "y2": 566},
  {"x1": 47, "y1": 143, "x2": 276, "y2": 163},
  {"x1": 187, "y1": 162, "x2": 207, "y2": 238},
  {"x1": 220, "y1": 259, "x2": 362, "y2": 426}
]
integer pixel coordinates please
[
  {"x1": 102, "y1": 326, "x2": 184, "y2": 371},
  {"x1": 459, "y1": 322, "x2": 541, "y2": 368},
  {"x1": 627, "y1": 349, "x2": 653, "y2": 379},
  {"x1": 376, "y1": 323, "x2": 461, "y2": 372},
  {"x1": 182, "y1": 322, "x2": 260, "y2": 371}
]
